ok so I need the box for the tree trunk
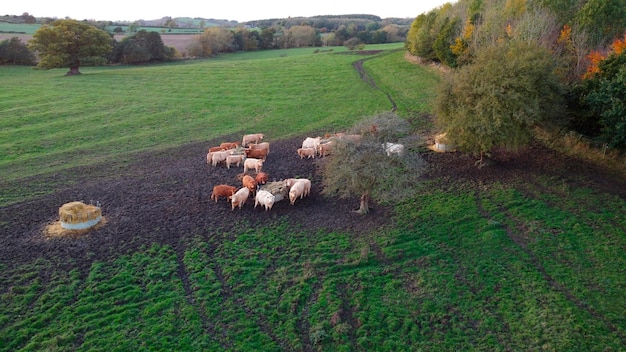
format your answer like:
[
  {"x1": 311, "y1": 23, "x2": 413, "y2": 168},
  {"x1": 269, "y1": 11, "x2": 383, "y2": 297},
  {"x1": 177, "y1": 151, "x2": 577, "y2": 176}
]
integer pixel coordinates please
[
  {"x1": 66, "y1": 66, "x2": 81, "y2": 76},
  {"x1": 355, "y1": 193, "x2": 370, "y2": 215}
]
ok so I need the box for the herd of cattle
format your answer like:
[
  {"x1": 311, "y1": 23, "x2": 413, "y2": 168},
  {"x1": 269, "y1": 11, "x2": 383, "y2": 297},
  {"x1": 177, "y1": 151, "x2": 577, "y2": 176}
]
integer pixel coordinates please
[
  {"x1": 206, "y1": 131, "x2": 405, "y2": 212},
  {"x1": 206, "y1": 133, "x2": 314, "y2": 211}
]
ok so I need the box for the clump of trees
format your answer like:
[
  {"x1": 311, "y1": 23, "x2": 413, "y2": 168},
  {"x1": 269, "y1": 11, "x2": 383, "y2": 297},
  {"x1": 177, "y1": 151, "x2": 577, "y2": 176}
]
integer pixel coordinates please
[
  {"x1": 0, "y1": 37, "x2": 34, "y2": 65},
  {"x1": 406, "y1": 0, "x2": 626, "y2": 159},
  {"x1": 112, "y1": 30, "x2": 177, "y2": 64},
  {"x1": 321, "y1": 112, "x2": 426, "y2": 215}
]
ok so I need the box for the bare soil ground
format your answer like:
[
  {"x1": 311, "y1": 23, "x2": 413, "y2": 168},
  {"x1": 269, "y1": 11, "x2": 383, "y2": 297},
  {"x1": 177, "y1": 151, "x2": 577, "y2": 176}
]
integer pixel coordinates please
[
  {"x1": 1, "y1": 134, "x2": 624, "y2": 273},
  {"x1": 0, "y1": 135, "x2": 393, "y2": 271}
]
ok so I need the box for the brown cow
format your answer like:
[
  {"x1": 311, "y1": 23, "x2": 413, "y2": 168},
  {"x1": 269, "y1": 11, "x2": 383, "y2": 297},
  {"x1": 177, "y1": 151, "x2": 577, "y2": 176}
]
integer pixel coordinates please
[
  {"x1": 209, "y1": 146, "x2": 227, "y2": 153},
  {"x1": 248, "y1": 142, "x2": 270, "y2": 154},
  {"x1": 211, "y1": 184, "x2": 237, "y2": 202},
  {"x1": 255, "y1": 172, "x2": 269, "y2": 185},
  {"x1": 219, "y1": 142, "x2": 240, "y2": 150},
  {"x1": 244, "y1": 148, "x2": 268, "y2": 160},
  {"x1": 242, "y1": 175, "x2": 258, "y2": 193}
]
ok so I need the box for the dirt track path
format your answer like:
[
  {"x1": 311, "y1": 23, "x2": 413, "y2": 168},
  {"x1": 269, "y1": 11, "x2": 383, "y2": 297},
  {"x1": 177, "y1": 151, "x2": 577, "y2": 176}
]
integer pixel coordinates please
[{"x1": 352, "y1": 56, "x2": 398, "y2": 112}]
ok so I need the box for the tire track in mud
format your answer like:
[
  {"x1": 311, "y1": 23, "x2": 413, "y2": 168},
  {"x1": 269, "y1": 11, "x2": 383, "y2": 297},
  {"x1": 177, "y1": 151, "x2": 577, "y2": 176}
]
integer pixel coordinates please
[
  {"x1": 200, "y1": 238, "x2": 289, "y2": 351},
  {"x1": 173, "y1": 242, "x2": 216, "y2": 346},
  {"x1": 473, "y1": 185, "x2": 626, "y2": 344}
]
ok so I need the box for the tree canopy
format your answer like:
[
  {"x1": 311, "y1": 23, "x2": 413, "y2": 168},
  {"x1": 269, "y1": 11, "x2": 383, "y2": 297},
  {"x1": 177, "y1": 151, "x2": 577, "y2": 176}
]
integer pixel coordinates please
[
  {"x1": 434, "y1": 41, "x2": 563, "y2": 163},
  {"x1": 0, "y1": 37, "x2": 35, "y2": 65},
  {"x1": 321, "y1": 112, "x2": 426, "y2": 215},
  {"x1": 28, "y1": 19, "x2": 112, "y2": 75}
]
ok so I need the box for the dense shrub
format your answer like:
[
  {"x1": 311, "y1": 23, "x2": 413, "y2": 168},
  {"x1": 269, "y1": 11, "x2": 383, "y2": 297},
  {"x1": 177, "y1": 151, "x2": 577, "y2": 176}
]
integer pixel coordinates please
[{"x1": 435, "y1": 41, "x2": 564, "y2": 161}]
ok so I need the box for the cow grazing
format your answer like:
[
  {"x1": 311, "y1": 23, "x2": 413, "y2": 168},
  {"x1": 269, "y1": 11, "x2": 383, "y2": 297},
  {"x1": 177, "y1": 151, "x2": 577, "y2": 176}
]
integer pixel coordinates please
[
  {"x1": 220, "y1": 142, "x2": 240, "y2": 150},
  {"x1": 318, "y1": 142, "x2": 334, "y2": 157},
  {"x1": 382, "y1": 142, "x2": 404, "y2": 156},
  {"x1": 230, "y1": 187, "x2": 250, "y2": 210},
  {"x1": 297, "y1": 147, "x2": 316, "y2": 159},
  {"x1": 302, "y1": 137, "x2": 321, "y2": 153},
  {"x1": 242, "y1": 133, "x2": 264, "y2": 147},
  {"x1": 211, "y1": 150, "x2": 231, "y2": 167},
  {"x1": 288, "y1": 181, "x2": 307, "y2": 205},
  {"x1": 248, "y1": 142, "x2": 270, "y2": 154},
  {"x1": 285, "y1": 178, "x2": 311, "y2": 197},
  {"x1": 211, "y1": 185, "x2": 237, "y2": 202},
  {"x1": 243, "y1": 158, "x2": 264, "y2": 173},
  {"x1": 255, "y1": 172, "x2": 269, "y2": 185},
  {"x1": 284, "y1": 178, "x2": 311, "y2": 198},
  {"x1": 226, "y1": 154, "x2": 245, "y2": 169},
  {"x1": 244, "y1": 148, "x2": 268, "y2": 160},
  {"x1": 242, "y1": 175, "x2": 258, "y2": 193},
  {"x1": 209, "y1": 146, "x2": 227, "y2": 153},
  {"x1": 255, "y1": 190, "x2": 276, "y2": 211}
]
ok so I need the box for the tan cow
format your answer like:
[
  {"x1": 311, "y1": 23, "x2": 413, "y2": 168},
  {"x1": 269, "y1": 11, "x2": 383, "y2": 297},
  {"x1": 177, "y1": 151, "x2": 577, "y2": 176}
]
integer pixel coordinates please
[
  {"x1": 242, "y1": 133, "x2": 264, "y2": 147},
  {"x1": 243, "y1": 158, "x2": 264, "y2": 173}
]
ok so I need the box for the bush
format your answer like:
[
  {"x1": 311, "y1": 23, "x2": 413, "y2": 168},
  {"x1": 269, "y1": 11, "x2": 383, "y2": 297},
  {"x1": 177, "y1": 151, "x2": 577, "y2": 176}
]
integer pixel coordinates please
[{"x1": 434, "y1": 40, "x2": 564, "y2": 161}]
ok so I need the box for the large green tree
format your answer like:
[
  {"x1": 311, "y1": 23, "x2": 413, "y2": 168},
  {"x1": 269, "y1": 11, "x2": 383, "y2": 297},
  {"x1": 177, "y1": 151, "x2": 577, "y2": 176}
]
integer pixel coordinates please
[
  {"x1": 28, "y1": 19, "x2": 112, "y2": 75},
  {"x1": 434, "y1": 41, "x2": 564, "y2": 164}
]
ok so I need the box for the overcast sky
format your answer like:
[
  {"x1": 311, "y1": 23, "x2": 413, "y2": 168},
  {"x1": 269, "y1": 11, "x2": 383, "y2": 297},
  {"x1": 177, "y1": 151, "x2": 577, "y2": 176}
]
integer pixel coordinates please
[{"x1": 4, "y1": 1, "x2": 454, "y2": 22}]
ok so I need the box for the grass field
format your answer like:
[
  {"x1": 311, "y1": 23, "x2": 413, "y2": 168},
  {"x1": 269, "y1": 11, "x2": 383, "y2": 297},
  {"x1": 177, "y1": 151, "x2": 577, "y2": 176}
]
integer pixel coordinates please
[
  {"x1": 1, "y1": 45, "x2": 625, "y2": 350},
  {"x1": 0, "y1": 46, "x2": 409, "y2": 191}
]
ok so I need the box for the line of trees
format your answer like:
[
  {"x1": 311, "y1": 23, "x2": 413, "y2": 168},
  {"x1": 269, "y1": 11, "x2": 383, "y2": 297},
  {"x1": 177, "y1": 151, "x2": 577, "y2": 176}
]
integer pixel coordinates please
[{"x1": 407, "y1": 0, "x2": 626, "y2": 158}]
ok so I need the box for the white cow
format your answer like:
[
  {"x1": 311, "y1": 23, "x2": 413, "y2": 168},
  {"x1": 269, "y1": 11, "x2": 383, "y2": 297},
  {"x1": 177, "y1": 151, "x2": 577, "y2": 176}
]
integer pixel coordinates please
[
  {"x1": 230, "y1": 187, "x2": 250, "y2": 211},
  {"x1": 284, "y1": 178, "x2": 311, "y2": 197},
  {"x1": 288, "y1": 181, "x2": 307, "y2": 205},
  {"x1": 302, "y1": 137, "x2": 321, "y2": 155},
  {"x1": 254, "y1": 190, "x2": 275, "y2": 211},
  {"x1": 382, "y1": 142, "x2": 404, "y2": 156}
]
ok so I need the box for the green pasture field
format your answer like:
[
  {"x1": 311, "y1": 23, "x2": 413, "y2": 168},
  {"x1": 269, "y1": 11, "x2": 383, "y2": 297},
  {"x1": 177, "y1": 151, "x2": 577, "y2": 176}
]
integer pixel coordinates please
[
  {"x1": 0, "y1": 22, "x2": 40, "y2": 34},
  {"x1": 1, "y1": 46, "x2": 625, "y2": 350},
  {"x1": 1, "y1": 184, "x2": 624, "y2": 350}
]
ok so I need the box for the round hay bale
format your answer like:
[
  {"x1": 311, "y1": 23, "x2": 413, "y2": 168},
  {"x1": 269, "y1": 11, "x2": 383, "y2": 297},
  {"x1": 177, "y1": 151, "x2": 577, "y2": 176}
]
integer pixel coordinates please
[
  {"x1": 59, "y1": 201, "x2": 102, "y2": 230},
  {"x1": 44, "y1": 201, "x2": 106, "y2": 238},
  {"x1": 260, "y1": 181, "x2": 289, "y2": 203}
]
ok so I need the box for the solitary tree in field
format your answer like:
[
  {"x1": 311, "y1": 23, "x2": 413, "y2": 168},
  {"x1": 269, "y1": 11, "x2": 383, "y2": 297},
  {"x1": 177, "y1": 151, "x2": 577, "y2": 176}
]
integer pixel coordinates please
[
  {"x1": 434, "y1": 41, "x2": 563, "y2": 165},
  {"x1": 28, "y1": 19, "x2": 112, "y2": 75},
  {"x1": 321, "y1": 113, "x2": 427, "y2": 215}
]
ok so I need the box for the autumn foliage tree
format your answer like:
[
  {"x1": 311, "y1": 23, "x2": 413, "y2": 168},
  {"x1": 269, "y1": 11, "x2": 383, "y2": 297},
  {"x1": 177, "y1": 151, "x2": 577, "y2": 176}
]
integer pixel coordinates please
[
  {"x1": 321, "y1": 113, "x2": 426, "y2": 215},
  {"x1": 28, "y1": 19, "x2": 112, "y2": 75},
  {"x1": 578, "y1": 33, "x2": 626, "y2": 148}
]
